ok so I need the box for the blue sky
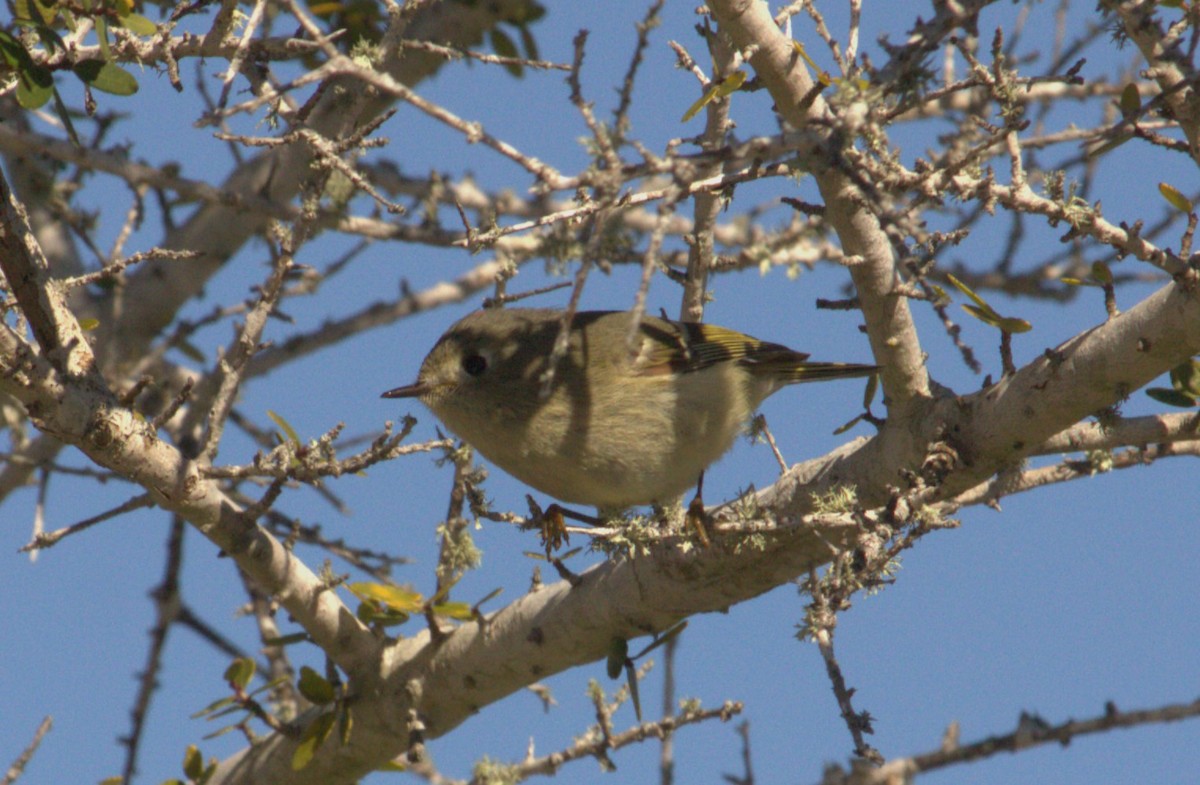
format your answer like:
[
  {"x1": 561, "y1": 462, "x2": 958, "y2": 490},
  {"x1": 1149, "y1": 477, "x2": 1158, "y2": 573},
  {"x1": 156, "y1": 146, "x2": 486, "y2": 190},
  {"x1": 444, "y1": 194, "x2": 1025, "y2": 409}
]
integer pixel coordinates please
[{"x1": 2, "y1": 2, "x2": 1198, "y2": 785}]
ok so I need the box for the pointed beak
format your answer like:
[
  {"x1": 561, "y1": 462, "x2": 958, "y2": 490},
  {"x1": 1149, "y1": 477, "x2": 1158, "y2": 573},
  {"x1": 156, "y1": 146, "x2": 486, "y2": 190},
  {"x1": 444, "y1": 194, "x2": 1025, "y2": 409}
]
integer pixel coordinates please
[{"x1": 381, "y1": 381, "x2": 429, "y2": 399}]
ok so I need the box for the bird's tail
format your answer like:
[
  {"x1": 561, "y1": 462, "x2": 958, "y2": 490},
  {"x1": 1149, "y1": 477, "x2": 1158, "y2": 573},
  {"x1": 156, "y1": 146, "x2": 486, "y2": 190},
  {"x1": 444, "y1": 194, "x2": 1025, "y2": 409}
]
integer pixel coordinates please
[
  {"x1": 744, "y1": 346, "x2": 879, "y2": 384},
  {"x1": 783, "y1": 361, "x2": 880, "y2": 384}
]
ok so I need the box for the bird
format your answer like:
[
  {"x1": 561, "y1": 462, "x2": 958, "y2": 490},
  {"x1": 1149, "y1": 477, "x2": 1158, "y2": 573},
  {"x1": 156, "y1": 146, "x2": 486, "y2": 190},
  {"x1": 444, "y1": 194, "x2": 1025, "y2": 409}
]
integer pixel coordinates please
[{"x1": 382, "y1": 308, "x2": 878, "y2": 513}]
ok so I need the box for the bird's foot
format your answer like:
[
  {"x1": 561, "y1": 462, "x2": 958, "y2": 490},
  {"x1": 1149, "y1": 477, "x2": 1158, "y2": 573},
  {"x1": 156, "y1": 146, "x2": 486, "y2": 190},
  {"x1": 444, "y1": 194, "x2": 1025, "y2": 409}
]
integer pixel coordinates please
[
  {"x1": 685, "y1": 493, "x2": 712, "y2": 548},
  {"x1": 526, "y1": 496, "x2": 601, "y2": 558}
]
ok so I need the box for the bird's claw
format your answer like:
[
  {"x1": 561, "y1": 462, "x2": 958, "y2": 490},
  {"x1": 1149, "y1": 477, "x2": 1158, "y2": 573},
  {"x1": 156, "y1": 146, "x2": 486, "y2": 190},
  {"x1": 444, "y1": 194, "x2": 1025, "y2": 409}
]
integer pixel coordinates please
[
  {"x1": 527, "y1": 495, "x2": 569, "y2": 558},
  {"x1": 686, "y1": 494, "x2": 712, "y2": 548}
]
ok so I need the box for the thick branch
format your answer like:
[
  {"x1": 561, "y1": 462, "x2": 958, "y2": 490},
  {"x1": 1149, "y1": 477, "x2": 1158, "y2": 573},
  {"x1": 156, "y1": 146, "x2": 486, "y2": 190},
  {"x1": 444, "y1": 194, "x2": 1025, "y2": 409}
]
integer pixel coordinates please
[
  {"x1": 205, "y1": 260, "x2": 1200, "y2": 783},
  {"x1": 0, "y1": 188, "x2": 381, "y2": 682},
  {"x1": 707, "y1": 0, "x2": 931, "y2": 411}
]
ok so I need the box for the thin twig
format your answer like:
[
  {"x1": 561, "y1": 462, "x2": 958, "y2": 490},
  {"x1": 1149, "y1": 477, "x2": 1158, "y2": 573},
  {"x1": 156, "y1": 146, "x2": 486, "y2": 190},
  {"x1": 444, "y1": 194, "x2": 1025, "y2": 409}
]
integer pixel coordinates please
[
  {"x1": 2, "y1": 716, "x2": 53, "y2": 785},
  {"x1": 21, "y1": 492, "x2": 156, "y2": 552}
]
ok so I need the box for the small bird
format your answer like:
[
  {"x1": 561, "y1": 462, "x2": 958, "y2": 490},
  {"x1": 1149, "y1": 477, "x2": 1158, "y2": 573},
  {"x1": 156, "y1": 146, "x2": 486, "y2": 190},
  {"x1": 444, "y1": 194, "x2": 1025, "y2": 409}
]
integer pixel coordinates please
[{"x1": 382, "y1": 308, "x2": 878, "y2": 512}]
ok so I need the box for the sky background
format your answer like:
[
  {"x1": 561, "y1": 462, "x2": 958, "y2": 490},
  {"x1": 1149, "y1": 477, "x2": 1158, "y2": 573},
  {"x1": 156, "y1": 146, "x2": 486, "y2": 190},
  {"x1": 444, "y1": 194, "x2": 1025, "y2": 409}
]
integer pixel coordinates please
[{"x1": 2, "y1": 2, "x2": 1199, "y2": 785}]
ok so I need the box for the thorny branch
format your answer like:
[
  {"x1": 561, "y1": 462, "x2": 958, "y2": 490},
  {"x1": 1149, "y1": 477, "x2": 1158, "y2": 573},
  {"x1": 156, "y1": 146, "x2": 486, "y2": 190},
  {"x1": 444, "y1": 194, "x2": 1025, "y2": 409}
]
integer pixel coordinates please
[{"x1": 3, "y1": 2, "x2": 1200, "y2": 783}]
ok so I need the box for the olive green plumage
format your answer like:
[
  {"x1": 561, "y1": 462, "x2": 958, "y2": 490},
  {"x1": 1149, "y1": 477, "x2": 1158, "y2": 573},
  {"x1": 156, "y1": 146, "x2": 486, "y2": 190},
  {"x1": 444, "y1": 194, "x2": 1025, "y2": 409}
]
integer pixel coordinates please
[{"x1": 383, "y1": 308, "x2": 877, "y2": 510}]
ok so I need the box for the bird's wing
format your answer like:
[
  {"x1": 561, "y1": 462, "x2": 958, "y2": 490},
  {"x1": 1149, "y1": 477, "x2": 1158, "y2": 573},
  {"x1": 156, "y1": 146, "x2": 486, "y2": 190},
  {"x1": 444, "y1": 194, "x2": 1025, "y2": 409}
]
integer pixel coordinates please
[{"x1": 633, "y1": 318, "x2": 807, "y2": 376}]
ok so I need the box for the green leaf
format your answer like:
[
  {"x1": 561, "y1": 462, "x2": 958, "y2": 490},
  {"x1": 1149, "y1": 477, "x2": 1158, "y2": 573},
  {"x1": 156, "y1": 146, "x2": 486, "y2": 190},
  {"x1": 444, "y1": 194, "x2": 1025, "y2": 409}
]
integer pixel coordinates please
[
  {"x1": 950, "y1": 274, "x2": 1031, "y2": 333},
  {"x1": 1090, "y1": 261, "x2": 1113, "y2": 285},
  {"x1": 14, "y1": 0, "x2": 53, "y2": 23},
  {"x1": 16, "y1": 65, "x2": 53, "y2": 109},
  {"x1": 247, "y1": 675, "x2": 293, "y2": 699},
  {"x1": 292, "y1": 713, "x2": 336, "y2": 770},
  {"x1": 1169, "y1": 358, "x2": 1200, "y2": 397},
  {"x1": 190, "y1": 695, "x2": 236, "y2": 718},
  {"x1": 0, "y1": 31, "x2": 52, "y2": 111},
  {"x1": 945, "y1": 273, "x2": 992, "y2": 311},
  {"x1": 95, "y1": 13, "x2": 112, "y2": 60},
  {"x1": 117, "y1": 12, "x2": 157, "y2": 36},
  {"x1": 1146, "y1": 387, "x2": 1197, "y2": 407},
  {"x1": 474, "y1": 586, "x2": 503, "y2": 611},
  {"x1": 183, "y1": 745, "x2": 204, "y2": 780},
  {"x1": 606, "y1": 637, "x2": 627, "y2": 679},
  {"x1": 928, "y1": 283, "x2": 950, "y2": 306},
  {"x1": 1118, "y1": 83, "x2": 1140, "y2": 118},
  {"x1": 224, "y1": 657, "x2": 256, "y2": 690},
  {"x1": 832, "y1": 413, "x2": 864, "y2": 435},
  {"x1": 175, "y1": 338, "x2": 207, "y2": 363},
  {"x1": 1158, "y1": 182, "x2": 1193, "y2": 213},
  {"x1": 489, "y1": 28, "x2": 521, "y2": 77},
  {"x1": 518, "y1": 23, "x2": 539, "y2": 62},
  {"x1": 625, "y1": 659, "x2": 642, "y2": 722},
  {"x1": 0, "y1": 31, "x2": 28, "y2": 66},
  {"x1": 47, "y1": 86, "x2": 81, "y2": 146},
  {"x1": 74, "y1": 60, "x2": 139, "y2": 96},
  {"x1": 297, "y1": 666, "x2": 336, "y2": 705},
  {"x1": 962, "y1": 303, "x2": 1002, "y2": 328},
  {"x1": 862, "y1": 371, "x2": 878, "y2": 408},
  {"x1": 631, "y1": 621, "x2": 688, "y2": 660},
  {"x1": 266, "y1": 410, "x2": 301, "y2": 444},
  {"x1": 1088, "y1": 131, "x2": 1133, "y2": 158},
  {"x1": 201, "y1": 721, "x2": 245, "y2": 740},
  {"x1": 262, "y1": 632, "x2": 310, "y2": 647},
  {"x1": 355, "y1": 601, "x2": 410, "y2": 627},
  {"x1": 77, "y1": 317, "x2": 100, "y2": 331}
]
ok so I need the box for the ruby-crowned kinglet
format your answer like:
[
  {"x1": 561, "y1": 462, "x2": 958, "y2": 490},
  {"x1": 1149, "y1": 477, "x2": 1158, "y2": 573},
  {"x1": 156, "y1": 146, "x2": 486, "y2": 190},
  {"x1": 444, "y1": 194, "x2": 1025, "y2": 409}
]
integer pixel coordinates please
[{"x1": 382, "y1": 308, "x2": 878, "y2": 511}]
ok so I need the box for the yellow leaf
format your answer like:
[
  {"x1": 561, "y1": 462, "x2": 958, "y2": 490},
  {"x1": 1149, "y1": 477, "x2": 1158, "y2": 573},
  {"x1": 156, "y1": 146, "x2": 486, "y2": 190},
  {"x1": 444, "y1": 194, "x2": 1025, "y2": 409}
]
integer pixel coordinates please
[
  {"x1": 791, "y1": 40, "x2": 831, "y2": 85},
  {"x1": 995, "y1": 316, "x2": 1032, "y2": 334},
  {"x1": 432, "y1": 602, "x2": 474, "y2": 621},
  {"x1": 1159, "y1": 182, "x2": 1193, "y2": 213},
  {"x1": 682, "y1": 70, "x2": 746, "y2": 122},
  {"x1": 347, "y1": 582, "x2": 425, "y2": 613},
  {"x1": 292, "y1": 713, "x2": 336, "y2": 770},
  {"x1": 224, "y1": 657, "x2": 256, "y2": 689},
  {"x1": 713, "y1": 69, "x2": 746, "y2": 98},
  {"x1": 183, "y1": 745, "x2": 204, "y2": 780}
]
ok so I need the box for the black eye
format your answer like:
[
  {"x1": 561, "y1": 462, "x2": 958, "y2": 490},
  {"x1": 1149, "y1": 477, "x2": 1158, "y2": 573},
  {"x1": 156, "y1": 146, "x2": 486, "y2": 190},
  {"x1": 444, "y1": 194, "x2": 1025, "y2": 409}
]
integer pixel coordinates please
[{"x1": 462, "y1": 353, "x2": 488, "y2": 377}]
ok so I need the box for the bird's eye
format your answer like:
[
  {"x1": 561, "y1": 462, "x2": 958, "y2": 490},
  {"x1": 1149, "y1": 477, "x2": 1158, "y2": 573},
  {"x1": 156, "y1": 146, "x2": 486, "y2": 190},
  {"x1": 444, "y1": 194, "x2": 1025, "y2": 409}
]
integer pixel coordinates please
[{"x1": 462, "y1": 353, "x2": 488, "y2": 377}]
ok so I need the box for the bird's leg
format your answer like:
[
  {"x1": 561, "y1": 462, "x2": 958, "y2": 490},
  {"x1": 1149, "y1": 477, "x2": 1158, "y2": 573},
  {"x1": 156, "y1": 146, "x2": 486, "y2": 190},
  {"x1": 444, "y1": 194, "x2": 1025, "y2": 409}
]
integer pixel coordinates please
[
  {"x1": 526, "y1": 495, "x2": 601, "y2": 558},
  {"x1": 686, "y1": 471, "x2": 712, "y2": 548}
]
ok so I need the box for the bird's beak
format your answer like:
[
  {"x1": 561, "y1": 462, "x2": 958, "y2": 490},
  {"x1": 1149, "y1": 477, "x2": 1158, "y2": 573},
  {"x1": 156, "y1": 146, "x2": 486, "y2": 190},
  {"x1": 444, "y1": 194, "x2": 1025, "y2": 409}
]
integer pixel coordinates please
[{"x1": 381, "y1": 381, "x2": 429, "y2": 399}]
